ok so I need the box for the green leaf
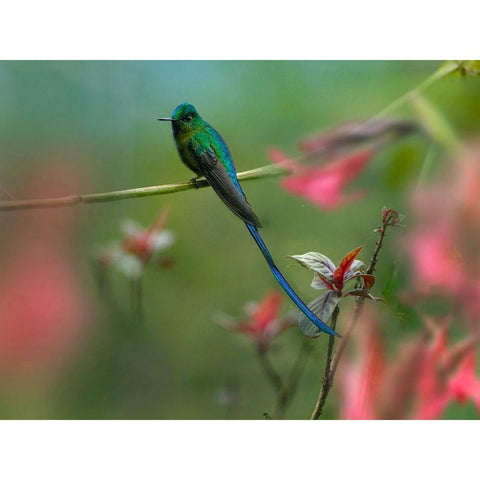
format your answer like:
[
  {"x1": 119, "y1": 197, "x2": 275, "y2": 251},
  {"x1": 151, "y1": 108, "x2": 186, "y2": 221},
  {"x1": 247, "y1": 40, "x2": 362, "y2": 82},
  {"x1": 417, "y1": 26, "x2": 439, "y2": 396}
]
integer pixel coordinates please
[
  {"x1": 297, "y1": 291, "x2": 340, "y2": 338},
  {"x1": 289, "y1": 252, "x2": 335, "y2": 279}
]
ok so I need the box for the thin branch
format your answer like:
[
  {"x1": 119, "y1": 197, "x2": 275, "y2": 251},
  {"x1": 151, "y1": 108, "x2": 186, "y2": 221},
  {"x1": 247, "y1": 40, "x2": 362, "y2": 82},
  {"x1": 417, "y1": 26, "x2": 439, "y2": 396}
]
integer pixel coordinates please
[
  {"x1": 0, "y1": 164, "x2": 287, "y2": 212},
  {"x1": 272, "y1": 340, "x2": 313, "y2": 419},
  {"x1": 311, "y1": 213, "x2": 393, "y2": 420},
  {"x1": 373, "y1": 60, "x2": 459, "y2": 119},
  {"x1": 257, "y1": 348, "x2": 283, "y2": 394},
  {"x1": 310, "y1": 306, "x2": 339, "y2": 420}
]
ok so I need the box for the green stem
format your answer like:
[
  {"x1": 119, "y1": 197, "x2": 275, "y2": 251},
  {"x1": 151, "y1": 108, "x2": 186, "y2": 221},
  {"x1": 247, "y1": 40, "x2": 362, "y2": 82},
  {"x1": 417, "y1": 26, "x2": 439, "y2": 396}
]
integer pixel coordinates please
[
  {"x1": 272, "y1": 340, "x2": 313, "y2": 419},
  {"x1": 257, "y1": 348, "x2": 284, "y2": 394},
  {"x1": 373, "y1": 60, "x2": 459, "y2": 119},
  {"x1": 0, "y1": 164, "x2": 287, "y2": 212}
]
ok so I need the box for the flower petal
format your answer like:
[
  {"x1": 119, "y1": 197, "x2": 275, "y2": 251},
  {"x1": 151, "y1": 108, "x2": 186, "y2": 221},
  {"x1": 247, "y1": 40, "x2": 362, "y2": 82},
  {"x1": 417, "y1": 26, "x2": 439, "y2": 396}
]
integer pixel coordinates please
[
  {"x1": 150, "y1": 230, "x2": 175, "y2": 251},
  {"x1": 120, "y1": 219, "x2": 144, "y2": 238},
  {"x1": 112, "y1": 253, "x2": 144, "y2": 279},
  {"x1": 252, "y1": 290, "x2": 283, "y2": 330}
]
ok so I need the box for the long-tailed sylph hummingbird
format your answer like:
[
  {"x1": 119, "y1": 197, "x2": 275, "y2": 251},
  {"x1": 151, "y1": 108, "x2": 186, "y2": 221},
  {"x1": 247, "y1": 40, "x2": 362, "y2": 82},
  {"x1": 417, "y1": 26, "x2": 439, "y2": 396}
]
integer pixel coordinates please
[{"x1": 159, "y1": 102, "x2": 339, "y2": 337}]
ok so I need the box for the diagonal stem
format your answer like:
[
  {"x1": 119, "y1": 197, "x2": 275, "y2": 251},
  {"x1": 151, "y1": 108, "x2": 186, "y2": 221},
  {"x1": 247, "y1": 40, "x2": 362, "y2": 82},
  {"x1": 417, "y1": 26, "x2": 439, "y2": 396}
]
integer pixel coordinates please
[
  {"x1": 257, "y1": 348, "x2": 284, "y2": 394},
  {"x1": 272, "y1": 340, "x2": 313, "y2": 419},
  {"x1": 310, "y1": 306, "x2": 339, "y2": 419},
  {"x1": 311, "y1": 214, "x2": 392, "y2": 419}
]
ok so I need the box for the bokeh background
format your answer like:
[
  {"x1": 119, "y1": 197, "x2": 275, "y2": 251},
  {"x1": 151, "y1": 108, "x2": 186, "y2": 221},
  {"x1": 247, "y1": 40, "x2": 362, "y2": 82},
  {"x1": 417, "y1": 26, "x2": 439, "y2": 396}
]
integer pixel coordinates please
[{"x1": 1, "y1": 61, "x2": 479, "y2": 419}]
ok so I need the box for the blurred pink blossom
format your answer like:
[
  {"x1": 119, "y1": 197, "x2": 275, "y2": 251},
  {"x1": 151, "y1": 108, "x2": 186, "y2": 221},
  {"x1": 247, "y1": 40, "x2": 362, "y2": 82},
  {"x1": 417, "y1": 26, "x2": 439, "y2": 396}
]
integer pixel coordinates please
[
  {"x1": 447, "y1": 352, "x2": 480, "y2": 411},
  {"x1": 97, "y1": 210, "x2": 175, "y2": 279},
  {"x1": 269, "y1": 148, "x2": 373, "y2": 209},
  {"x1": 337, "y1": 310, "x2": 480, "y2": 419},
  {"x1": 407, "y1": 144, "x2": 480, "y2": 321},
  {"x1": 339, "y1": 314, "x2": 385, "y2": 419},
  {"x1": 0, "y1": 161, "x2": 92, "y2": 374},
  {"x1": 216, "y1": 290, "x2": 295, "y2": 352}
]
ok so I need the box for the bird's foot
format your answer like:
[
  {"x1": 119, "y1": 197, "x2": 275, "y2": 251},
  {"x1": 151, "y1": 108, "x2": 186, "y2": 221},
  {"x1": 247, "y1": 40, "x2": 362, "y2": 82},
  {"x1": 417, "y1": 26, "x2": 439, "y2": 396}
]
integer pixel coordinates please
[{"x1": 190, "y1": 177, "x2": 200, "y2": 190}]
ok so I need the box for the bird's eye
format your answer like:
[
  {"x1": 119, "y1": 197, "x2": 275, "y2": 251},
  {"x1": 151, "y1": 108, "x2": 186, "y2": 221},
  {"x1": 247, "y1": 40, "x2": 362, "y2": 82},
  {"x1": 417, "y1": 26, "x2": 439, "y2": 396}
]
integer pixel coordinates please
[{"x1": 184, "y1": 114, "x2": 193, "y2": 122}]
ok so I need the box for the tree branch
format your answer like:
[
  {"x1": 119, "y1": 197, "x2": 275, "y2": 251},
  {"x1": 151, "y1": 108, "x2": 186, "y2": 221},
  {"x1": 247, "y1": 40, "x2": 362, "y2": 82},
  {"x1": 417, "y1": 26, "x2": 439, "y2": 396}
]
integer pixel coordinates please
[
  {"x1": 310, "y1": 307, "x2": 340, "y2": 419},
  {"x1": 0, "y1": 164, "x2": 287, "y2": 212}
]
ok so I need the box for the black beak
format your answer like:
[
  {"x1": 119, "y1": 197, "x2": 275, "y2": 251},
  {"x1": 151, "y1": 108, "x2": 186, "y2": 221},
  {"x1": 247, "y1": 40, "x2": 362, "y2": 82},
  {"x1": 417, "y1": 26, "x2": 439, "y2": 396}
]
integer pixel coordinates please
[{"x1": 157, "y1": 117, "x2": 173, "y2": 122}]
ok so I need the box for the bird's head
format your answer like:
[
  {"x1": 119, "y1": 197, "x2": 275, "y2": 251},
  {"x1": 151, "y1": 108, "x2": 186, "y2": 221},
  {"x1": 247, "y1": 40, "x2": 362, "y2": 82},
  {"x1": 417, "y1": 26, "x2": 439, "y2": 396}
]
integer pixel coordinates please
[{"x1": 158, "y1": 103, "x2": 202, "y2": 136}]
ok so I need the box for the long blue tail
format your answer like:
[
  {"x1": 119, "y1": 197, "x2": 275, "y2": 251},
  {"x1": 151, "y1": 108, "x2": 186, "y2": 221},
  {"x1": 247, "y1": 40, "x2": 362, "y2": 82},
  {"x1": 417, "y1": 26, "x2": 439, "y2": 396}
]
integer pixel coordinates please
[{"x1": 245, "y1": 224, "x2": 339, "y2": 337}]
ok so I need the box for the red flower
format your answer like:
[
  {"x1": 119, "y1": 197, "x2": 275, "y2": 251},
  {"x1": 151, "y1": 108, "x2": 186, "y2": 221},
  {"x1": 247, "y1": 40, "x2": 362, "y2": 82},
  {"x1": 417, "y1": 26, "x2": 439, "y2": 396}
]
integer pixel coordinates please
[
  {"x1": 270, "y1": 148, "x2": 373, "y2": 210},
  {"x1": 216, "y1": 291, "x2": 295, "y2": 351},
  {"x1": 447, "y1": 352, "x2": 480, "y2": 412},
  {"x1": 97, "y1": 210, "x2": 175, "y2": 279}
]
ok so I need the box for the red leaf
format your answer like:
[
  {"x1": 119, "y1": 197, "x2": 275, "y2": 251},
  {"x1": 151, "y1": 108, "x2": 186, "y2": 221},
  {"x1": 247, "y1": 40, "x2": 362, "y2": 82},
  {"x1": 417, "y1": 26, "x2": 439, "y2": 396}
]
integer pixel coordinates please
[
  {"x1": 359, "y1": 274, "x2": 376, "y2": 290},
  {"x1": 333, "y1": 246, "x2": 364, "y2": 291}
]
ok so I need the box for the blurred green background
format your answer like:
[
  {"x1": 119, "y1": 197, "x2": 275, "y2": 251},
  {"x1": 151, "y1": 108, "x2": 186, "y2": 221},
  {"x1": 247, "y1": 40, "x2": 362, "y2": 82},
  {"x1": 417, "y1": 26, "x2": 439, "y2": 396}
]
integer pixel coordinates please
[{"x1": 1, "y1": 61, "x2": 479, "y2": 419}]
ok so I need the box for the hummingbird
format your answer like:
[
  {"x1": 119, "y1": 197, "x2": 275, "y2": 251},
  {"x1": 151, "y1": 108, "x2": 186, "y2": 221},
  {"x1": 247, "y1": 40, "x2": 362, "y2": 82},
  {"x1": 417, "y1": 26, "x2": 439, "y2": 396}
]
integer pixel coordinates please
[{"x1": 159, "y1": 102, "x2": 339, "y2": 337}]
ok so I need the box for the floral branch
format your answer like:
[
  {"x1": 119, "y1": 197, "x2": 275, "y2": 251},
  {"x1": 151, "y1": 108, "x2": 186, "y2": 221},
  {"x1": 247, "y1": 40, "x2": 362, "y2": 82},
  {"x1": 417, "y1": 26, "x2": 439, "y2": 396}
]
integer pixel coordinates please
[
  {"x1": 216, "y1": 290, "x2": 315, "y2": 419},
  {"x1": 310, "y1": 208, "x2": 402, "y2": 419},
  {"x1": 309, "y1": 307, "x2": 339, "y2": 419}
]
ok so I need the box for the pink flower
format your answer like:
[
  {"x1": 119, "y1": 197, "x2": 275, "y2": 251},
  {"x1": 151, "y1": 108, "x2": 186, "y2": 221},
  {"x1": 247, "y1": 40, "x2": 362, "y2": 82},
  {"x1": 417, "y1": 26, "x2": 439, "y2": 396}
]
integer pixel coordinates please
[
  {"x1": 337, "y1": 312, "x2": 480, "y2": 419},
  {"x1": 270, "y1": 148, "x2": 373, "y2": 209},
  {"x1": 413, "y1": 324, "x2": 480, "y2": 419},
  {"x1": 406, "y1": 144, "x2": 480, "y2": 322},
  {"x1": 216, "y1": 291, "x2": 295, "y2": 351},
  {"x1": 97, "y1": 210, "x2": 175, "y2": 279},
  {"x1": 339, "y1": 317, "x2": 385, "y2": 419},
  {"x1": 409, "y1": 227, "x2": 463, "y2": 295},
  {"x1": 447, "y1": 352, "x2": 480, "y2": 412},
  {"x1": 269, "y1": 117, "x2": 418, "y2": 210}
]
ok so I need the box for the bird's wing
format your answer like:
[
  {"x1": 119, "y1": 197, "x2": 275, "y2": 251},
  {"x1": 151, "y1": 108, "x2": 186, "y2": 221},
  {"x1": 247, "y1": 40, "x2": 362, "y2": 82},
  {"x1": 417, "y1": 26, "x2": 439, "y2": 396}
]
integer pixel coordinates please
[{"x1": 190, "y1": 143, "x2": 262, "y2": 228}]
